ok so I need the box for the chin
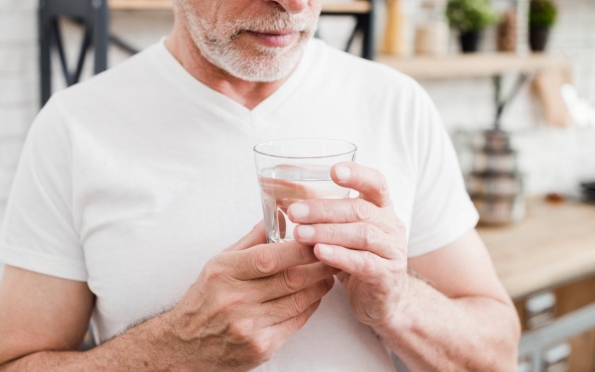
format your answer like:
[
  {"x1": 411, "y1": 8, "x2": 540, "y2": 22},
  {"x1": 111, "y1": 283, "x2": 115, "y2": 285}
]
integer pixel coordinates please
[
  {"x1": 228, "y1": 58, "x2": 298, "y2": 82},
  {"x1": 219, "y1": 39, "x2": 308, "y2": 82}
]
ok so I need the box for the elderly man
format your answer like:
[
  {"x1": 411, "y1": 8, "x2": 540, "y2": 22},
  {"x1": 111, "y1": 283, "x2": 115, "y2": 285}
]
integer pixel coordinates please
[{"x1": 0, "y1": 0, "x2": 520, "y2": 371}]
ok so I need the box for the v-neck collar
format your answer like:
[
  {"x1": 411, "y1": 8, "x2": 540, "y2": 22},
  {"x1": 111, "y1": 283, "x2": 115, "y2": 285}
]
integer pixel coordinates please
[{"x1": 150, "y1": 37, "x2": 318, "y2": 127}]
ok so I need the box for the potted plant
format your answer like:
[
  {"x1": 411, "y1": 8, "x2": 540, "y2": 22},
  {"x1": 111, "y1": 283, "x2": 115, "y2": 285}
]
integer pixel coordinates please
[
  {"x1": 529, "y1": 0, "x2": 558, "y2": 52},
  {"x1": 446, "y1": 0, "x2": 499, "y2": 53}
]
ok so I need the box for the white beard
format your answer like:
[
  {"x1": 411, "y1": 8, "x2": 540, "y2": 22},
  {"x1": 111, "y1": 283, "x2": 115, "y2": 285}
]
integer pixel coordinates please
[{"x1": 178, "y1": 1, "x2": 317, "y2": 82}]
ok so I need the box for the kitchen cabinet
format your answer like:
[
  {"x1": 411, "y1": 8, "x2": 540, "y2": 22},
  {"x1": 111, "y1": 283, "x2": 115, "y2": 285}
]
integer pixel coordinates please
[
  {"x1": 479, "y1": 199, "x2": 595, "y2": 372},
  {"x1": 568, "y1": 329, "x2": 595, "y2": 372}
]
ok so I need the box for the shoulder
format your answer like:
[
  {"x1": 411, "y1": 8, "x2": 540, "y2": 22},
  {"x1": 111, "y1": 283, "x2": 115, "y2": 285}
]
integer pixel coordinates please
[
  {"x1": 308, "y1": 40, "x2": 438, "y2": 135},
  {"x1": 52, "y1": 43, "x2": 162, "y2": 111}
]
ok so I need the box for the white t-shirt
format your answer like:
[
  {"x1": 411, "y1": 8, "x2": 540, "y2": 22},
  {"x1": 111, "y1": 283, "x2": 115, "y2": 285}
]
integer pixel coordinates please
[{"x1": 0, "y1": 38, "x2": 478, "y2": 371}]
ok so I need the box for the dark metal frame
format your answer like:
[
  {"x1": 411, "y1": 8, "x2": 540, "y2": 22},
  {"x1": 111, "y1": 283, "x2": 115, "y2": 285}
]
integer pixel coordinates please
[
  {"x1": 39, "y1": 0, "x2": 108, "y2": 106},
  {"x1": 493, "y1": 73, "x2": 529, "y2": 130},
  {"x1": 38, "y1": 0, "x2": 376, "y2": 107},
  {"x1": 319, "y1": 0, "x2": 376, "y2": 60}
]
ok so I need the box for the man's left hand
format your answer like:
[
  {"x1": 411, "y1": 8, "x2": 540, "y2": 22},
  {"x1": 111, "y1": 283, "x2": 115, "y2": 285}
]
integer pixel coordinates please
[{"x1": 288, "y1": 163, "x2": 408, "y2": 329}]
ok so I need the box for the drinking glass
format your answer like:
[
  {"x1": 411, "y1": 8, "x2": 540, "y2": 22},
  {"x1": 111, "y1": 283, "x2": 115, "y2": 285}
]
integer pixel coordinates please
[{"x1": 254, "y1": 138, "x2": 357, "y2": 243}]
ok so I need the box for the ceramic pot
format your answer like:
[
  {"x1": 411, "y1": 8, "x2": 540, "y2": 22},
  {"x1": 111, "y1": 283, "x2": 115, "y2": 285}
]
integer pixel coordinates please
[
  {"x1": 459, "y1": 30, "x2": 481, "y2": 53},
  {"x1": 530, "y1": 26, "x2": 550, "y2": 52}
]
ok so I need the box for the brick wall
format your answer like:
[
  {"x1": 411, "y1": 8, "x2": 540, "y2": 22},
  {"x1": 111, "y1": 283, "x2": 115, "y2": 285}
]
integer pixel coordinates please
[
  {"x1": 0, "y1": 0, "x2": 38, "y2": 276},
  {"x1": 0, "y1": 0, "x2": 37, "y2": 226}
]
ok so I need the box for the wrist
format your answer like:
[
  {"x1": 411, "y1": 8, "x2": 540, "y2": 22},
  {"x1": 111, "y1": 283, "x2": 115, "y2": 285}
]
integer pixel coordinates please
[
  {"x1": 134, "y1": 310, "x2": 190, "y2": 370},
  {"x1": 158, "y1": 307, "x2": 213, "y2": 372},
  {"x1": 372, "y1": 273, "x2": 414, "y2": 341},
  {"x1": 155, "y1": 310, "x2": 191, "y2": 358}
]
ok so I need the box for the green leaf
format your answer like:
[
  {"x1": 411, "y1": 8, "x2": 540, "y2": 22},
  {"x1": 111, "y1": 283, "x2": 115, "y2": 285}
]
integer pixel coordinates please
[
  {"x1": 529, "y1": 0, "x2": 558, "y2": 28},
  {"x1": 446, "y1": 0, "x2": 500, "y2": 32}
]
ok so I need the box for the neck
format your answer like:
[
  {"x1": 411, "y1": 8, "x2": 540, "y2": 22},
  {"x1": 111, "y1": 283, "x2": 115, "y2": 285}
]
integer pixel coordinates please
[{"x1": 165, "y1": 22, "x2": 300, "y2": 110}]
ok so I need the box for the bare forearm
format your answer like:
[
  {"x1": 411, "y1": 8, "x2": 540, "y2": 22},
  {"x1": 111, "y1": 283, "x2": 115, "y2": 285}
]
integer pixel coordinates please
[
  {"x1": 0, "y1": 313, "x2": 185, "y2": 372},
  {"x1": 375, "y1": 276, "x2": 520, "y2": 372}
]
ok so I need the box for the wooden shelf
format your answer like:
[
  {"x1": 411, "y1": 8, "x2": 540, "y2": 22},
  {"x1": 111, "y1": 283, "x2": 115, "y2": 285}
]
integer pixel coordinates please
[
  {"x1": 478, "y1": 199, "x2": 595, "y2": 301},
  {"x1": 321, "y1": 2, "x2": 371, "y2": 14},
  {"x1": 377, "y1": 53, "x2": 572, "y2": 80},
  {"x1": 109, "y1": 0, "x2": 172, "y2": 10},
  {"x1": 109, "y1": 0, "x2": 371, "y2": 14}
]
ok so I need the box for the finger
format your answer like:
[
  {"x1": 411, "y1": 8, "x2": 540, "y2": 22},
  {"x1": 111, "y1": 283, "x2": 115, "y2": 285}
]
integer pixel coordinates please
[
  {"x1": 293, "y1": 223, "x2": 396, "y2": 259},
  {"x1": 267, "y1": 299, "x2": 322, "y2": 347},
  {"x1": 279, "y1": 209, "x2": 287, "y2": 240},
  {"x1": 259, "y1": 165, "x2": 337, "y2": 209},
  {"x1": 336, "y1": 271, "x2": 349, "y2": 285},
  {"x1": 287, "y1": 198, "x2": 398, "y2": 233},
  {"x1": 228, "y1": 241, "x2": 319, "y2": 280},
  {"x1": 331, "y1": 163, "x2": 392, "y2": 208},
  {"x1": 313, "y1": 244, "x2": 387, "y2": 284},
  {"x1": 257, "y1": 262, "x2": 339, "y2": 302},
  {"x1": 224, "y1": 221, "x2": 267, "y2": 252},
  {"x1": 263, "y1": 277, "x2": 333, "y2": 327}
]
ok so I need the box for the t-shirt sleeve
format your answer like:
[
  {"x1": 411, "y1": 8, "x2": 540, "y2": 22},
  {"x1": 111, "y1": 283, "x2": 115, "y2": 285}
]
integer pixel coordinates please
[
  {"x1": 406, "y1": 85, "x2": 479, "y2": 258},
  {"x1": 0, "y1": 95, "x2": 87, "y2": 281}
]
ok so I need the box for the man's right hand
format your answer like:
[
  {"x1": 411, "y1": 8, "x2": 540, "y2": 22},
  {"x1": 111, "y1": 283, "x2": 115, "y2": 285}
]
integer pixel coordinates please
[
  {"x1": 0, "y1": 223, "x2": 335, "y2": 372},
  {"x1": 162, "y1": 223, "x2": 338, "y2": 371}
]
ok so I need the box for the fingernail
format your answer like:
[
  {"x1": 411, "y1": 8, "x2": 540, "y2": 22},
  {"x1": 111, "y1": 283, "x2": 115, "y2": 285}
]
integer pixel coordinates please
[
  {"x1": 318, "y1": 244, "x2": 333, "y2": 258},
  {"x1": 335, "y1": 165, "x2": 351, "y2": 182},
  {"x1": 289, "y1": 203, "x2": 310, "y2": 220},
  {"x1": 296, "y1": 225, "x2": 315, "y2": 240}
]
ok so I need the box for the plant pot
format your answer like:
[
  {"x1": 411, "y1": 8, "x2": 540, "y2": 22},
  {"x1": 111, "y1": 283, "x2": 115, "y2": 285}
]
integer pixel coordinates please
[
  {"x1": 530, "y1": 26, "x2": 550, "y2": 52},
  {"x1": 459, "y1": 30, "x2": 481, "y2": 53}
]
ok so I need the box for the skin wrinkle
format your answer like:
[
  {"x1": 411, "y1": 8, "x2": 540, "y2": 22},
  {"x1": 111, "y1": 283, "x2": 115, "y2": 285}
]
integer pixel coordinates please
[
  {"x1": 0, "y1": 2, "x2": 519, "y2": 371},
  {"x1": 176, "y1": 0, "x2": 318, "y2": 82}
]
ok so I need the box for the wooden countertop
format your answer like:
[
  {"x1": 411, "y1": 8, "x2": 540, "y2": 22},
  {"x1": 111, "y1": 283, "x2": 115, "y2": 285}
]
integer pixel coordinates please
[{"x1": 478, "y1": 199, "x2": 595, "y2": 301}]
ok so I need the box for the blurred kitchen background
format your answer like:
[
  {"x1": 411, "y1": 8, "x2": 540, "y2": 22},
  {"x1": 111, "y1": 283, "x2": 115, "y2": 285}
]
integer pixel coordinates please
[{"x1": 1, "y1": 0, "x2": 595, "y2": 371}]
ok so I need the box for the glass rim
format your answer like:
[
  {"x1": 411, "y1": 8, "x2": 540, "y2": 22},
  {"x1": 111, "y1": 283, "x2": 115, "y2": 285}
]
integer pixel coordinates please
[{"x1": 253, "y1": 138, "x2": 357, "y2": 160}]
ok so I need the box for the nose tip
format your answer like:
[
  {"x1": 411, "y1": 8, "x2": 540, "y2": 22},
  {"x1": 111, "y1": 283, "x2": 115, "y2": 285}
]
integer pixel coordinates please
[{"x1": 275, "y1": 0, "x2": 309, "y2": 14}]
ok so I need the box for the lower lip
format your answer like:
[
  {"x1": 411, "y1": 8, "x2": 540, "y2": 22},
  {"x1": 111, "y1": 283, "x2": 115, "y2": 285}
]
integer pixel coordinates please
[{"x1": 245, "y1": 31, "x2": 299, "y2": 47}]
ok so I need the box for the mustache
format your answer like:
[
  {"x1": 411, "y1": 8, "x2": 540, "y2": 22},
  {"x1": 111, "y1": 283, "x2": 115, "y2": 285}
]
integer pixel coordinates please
[{"x1": 228, "y1": 9, "x2": 317, "y2": 37}]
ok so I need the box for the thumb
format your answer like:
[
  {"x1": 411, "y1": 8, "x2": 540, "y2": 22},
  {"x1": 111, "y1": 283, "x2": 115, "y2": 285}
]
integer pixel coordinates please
[{"x1": 224, "y1": 221, "x2": 267, "y2": 252}]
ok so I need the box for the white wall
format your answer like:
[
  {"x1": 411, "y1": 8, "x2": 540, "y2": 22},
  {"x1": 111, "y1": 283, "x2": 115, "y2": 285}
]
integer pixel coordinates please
[
  {"x1": 0, "y1": 0, "x2": 37, "y2": 221},
  {"x1": 422, "y1": 0, "x2": 595, "y2": 196},
  {"x1": 0, "y1": 0, "x2": 38, "y2": 277}
]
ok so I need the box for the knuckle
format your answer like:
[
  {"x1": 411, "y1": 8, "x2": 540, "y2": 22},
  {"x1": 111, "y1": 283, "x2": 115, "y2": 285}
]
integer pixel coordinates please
[
  {"x1": 360, "y1": 251, "x2": 377, "y2": 277},
  {"x1": 203, "y1": 260, "x2": 225, "y2": 282},
  {"x1": 323, "y1": 225, "x2": 338, "y2": 242},
  {"x1": 293, "y1": 300, "x2": 320, "y2": 328},
  {"x1": 353, "y1": 199, "x2": 373, "y2": 221},
  {"x1": 394, "y1": 217, "x2": 407, "y2": 232},
  {"x1": 284, "y1": 267, "x2": 305, "y2": 291},
  {"x1": 318, "y1": 278, "x2": 333, "y2": 293},
  {"x1": 323, "y1": 263, "x2": 338, "y2": 276},
  {"x1": 360, "y1": 225, "x2": 379, "y2": 248},
  {"x1": 253, "y1": 248, "x2": 278, "y2": 276},
  {"x1": 377, "y1": 173, "x2": 389, "y2": 194},
  {"x1": 291, "y1": 291, "x2": 309, "y2": 314},
  {"x1": 321, "y1": 200, "x2": 334, "y2": 219},
  {"x1": 222, "y1": 292, "x2": 246, "y2": 312},
  {"x1": 249, "y1": 338, "x2": 271, "y2": 361},
  {"x1": 292, "y1": 314, "x2": 309, "y2": 330},
  {"x1": 229, "y1": 319, "x2": 254, "y2": 341},
  {"x1": 259, "y1": 349, "x2": 274, "y2": 363},
  {"x1": 296, "y1": 243, "x2": 314, "y2": 263}
]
